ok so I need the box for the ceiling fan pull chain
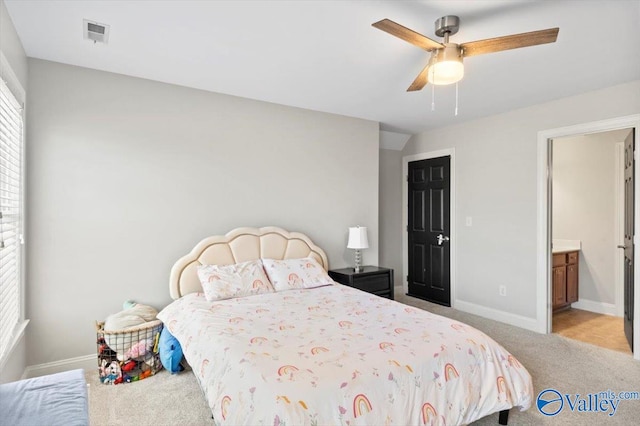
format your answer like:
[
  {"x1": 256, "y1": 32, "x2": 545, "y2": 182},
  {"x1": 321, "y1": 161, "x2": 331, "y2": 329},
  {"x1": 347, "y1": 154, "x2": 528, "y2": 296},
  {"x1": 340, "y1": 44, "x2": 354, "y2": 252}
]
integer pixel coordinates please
[
  {"x1": 455, "y1": 82, "x2": 459, "y2": 116},
  {"x1": 431, "y1": 67, "x2": 436, "y2": 111},
  {"x1": 431, "y1": 85, "x2": 435, "y2": 111}
]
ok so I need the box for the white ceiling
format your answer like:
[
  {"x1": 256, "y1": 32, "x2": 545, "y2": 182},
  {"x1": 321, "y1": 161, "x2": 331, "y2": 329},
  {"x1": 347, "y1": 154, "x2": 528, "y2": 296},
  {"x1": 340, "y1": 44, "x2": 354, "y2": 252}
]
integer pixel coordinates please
[{"x1": 5, "y1": 0, "x2": 640, "y2": 134}]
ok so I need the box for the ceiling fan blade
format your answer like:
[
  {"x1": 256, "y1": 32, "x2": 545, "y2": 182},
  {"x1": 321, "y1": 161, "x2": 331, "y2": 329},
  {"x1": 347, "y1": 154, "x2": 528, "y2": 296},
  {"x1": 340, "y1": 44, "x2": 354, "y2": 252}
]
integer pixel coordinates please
[
  {"x1": 460, "y1": 27, "x2": 559, "y2": 57},
  {"x1": 373, "y1": 19, "x2": 444, "y2": 51},
  {"x1": 407, "y1": 63, "x2": 431, "y2": 92}
]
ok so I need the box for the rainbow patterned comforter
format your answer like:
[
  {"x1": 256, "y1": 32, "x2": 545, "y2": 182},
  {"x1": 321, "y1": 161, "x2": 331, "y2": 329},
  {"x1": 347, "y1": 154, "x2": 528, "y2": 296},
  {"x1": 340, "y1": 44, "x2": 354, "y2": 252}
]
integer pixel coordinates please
[{"x1": 157, "y1": 284, "x2": 533, "y2": 425}]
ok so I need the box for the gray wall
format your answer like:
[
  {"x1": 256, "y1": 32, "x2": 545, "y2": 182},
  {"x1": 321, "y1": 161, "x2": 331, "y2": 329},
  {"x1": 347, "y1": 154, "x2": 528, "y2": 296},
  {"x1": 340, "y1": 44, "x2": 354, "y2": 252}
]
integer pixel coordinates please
[
  {"x1": 553, "y1": 129, "x2": 631, "y2": 308},
  {"x1": 0, "y1": 0, "x2": 28, "y2": 384},
  {"x1": 0, "y1": 0, "x2": 27, "y2": 92},
  {"x1": 397, "y1": 80, "x2": 640, "y2": 321},
  {"x1": 26, "y1": 58, "x2": 379, "y2": 365},
  {"x1": 379, "y1": 149, "x2": 402, "y2": 288}
]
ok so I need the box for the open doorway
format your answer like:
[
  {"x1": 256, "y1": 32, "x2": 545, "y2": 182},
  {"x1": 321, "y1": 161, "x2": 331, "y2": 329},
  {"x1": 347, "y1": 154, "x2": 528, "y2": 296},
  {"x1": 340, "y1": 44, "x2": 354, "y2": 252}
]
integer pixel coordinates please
[
  {"x1": 550, "y1": 129, "x2": 632, "y2": 354},
  {"x1": 537, "y1": 114, "x2": 640, "y2": 361}
]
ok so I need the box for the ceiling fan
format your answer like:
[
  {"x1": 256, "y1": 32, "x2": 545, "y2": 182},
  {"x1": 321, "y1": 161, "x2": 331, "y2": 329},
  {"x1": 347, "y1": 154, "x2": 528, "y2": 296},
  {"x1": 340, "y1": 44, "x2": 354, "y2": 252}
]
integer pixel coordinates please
[{"x1": 372, "y1": 16, "x2": 559, "y2": 91}]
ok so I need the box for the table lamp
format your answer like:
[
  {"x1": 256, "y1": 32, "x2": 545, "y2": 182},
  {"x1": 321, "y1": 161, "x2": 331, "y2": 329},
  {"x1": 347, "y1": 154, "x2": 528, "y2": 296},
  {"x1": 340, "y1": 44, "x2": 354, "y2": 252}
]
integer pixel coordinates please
[{"x1": 347, "y1": 226, "x2": 369, "y2": 273}]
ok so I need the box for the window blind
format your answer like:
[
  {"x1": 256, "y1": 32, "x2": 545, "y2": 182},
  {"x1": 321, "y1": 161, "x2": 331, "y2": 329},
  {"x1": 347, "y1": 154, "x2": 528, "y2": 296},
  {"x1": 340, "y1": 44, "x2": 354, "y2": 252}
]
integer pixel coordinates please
[{"x1": 0, "y1": 77, "x2": 23, "y2": 361}]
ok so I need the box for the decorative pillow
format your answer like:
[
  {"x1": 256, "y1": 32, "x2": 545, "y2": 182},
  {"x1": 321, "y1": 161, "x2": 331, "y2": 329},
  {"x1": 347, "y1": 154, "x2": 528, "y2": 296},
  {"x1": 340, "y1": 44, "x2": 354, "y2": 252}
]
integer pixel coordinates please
[
  {"x1": 159, "y1": 327, "x2": 184, "y2": 374},
  {"x1": 197, "y1": 260, "x2": 274, "y2": 301},
  {"x1": 261, "y1": 257, "x2": 334, "y2": 291}
]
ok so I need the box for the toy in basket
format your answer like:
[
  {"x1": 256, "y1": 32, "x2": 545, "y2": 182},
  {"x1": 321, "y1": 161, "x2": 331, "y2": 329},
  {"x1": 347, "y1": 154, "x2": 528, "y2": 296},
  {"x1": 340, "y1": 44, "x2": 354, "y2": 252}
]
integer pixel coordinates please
[{"x1": 96, "y1": 320, "x2": 163, "y2": 385}]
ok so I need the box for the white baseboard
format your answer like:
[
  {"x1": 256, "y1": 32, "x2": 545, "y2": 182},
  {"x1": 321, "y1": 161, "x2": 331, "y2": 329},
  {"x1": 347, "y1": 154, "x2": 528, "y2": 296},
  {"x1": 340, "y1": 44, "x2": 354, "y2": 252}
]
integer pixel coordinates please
[
  {"x1": 454, "y1": 299, "x2": 540, "y2": 333},
  {"x1": 22, "y1": 354, "x2": 96, "y2": 380},
  {"x1": 571, "y1": 299, "x2": 618, "y2": 316}
]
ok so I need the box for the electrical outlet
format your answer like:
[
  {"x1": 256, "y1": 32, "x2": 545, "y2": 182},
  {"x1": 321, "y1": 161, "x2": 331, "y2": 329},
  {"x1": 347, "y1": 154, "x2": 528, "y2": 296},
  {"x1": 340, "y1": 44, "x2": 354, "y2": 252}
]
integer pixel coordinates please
[{"x1": 499, "y1": 285, "x2": 507, "y2": 297}]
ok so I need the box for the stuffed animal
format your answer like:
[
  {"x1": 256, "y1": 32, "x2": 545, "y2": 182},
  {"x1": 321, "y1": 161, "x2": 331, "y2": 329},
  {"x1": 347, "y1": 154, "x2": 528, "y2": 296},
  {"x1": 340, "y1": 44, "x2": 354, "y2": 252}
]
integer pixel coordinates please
[
  {"x1": 102, "y1": 360, "x2": 122, "y2": 385},
  {"x1": 99, "y1": 359, "x2": 108, "y2": 379},
  {"x1": 117, "y1": 339, "x2": 152, "y2": 361},
  {"x1": 121, "y1": 360, "x2": 137, "y2": 372},
  {"x1": 159, "y1": 327, "x2": 185, "y2": 374}
]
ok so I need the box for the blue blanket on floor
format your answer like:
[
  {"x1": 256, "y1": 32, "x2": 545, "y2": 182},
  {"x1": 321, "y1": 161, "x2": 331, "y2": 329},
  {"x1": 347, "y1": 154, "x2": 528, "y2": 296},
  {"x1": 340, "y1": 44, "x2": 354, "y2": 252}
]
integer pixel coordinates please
[{"x1": 0, "y1": 368, "x2": 89, "y2": 426}]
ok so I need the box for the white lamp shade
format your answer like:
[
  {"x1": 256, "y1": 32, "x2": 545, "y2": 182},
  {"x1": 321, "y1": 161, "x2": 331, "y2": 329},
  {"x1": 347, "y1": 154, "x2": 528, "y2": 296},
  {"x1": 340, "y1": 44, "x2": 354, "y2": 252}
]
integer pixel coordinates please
[{"x1": 347, "y1": 226, "x2": 369, "y2": 249}]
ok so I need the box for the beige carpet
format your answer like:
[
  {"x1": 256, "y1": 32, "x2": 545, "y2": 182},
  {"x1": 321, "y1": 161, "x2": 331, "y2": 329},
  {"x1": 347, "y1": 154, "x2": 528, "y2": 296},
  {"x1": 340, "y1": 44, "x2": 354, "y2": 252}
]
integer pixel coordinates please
[{"x1": 87, "y1": 292, "x2": 640, "y2": 425}]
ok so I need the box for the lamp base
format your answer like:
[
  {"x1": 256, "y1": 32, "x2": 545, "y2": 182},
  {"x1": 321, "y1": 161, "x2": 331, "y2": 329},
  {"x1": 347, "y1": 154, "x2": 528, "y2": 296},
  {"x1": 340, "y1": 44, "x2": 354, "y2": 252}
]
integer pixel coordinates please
[{"x1": 354, "y1": 249, "x2": 362, "y2": 273}]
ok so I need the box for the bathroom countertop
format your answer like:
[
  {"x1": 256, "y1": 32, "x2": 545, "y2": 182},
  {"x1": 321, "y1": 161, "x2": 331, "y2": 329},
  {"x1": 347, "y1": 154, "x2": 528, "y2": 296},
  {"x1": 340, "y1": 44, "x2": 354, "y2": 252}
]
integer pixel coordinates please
[
  {"x1": 552, "y1": 239, "x2": 581, "y2": 254},
  {"x1": 552, "y1": 248, "x2": 581, "y2": 254}
]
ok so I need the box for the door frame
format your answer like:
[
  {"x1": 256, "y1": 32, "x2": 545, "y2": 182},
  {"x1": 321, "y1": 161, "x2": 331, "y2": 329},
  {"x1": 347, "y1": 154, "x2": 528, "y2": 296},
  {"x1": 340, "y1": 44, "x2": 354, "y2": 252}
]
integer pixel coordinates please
[
  {"x1": 536, "y1": 114, "x2": 640, "y2": 360},
  {"x1": 402, "y1": 149, "x2": 456, "y2": 307}
]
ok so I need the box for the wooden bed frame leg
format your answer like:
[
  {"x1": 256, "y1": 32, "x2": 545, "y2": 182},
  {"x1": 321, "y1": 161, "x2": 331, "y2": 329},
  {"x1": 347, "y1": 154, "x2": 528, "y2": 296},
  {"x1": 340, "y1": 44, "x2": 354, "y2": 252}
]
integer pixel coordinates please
[{"x1": 498, "y1": 409, "x2": 509, "y2": 425}]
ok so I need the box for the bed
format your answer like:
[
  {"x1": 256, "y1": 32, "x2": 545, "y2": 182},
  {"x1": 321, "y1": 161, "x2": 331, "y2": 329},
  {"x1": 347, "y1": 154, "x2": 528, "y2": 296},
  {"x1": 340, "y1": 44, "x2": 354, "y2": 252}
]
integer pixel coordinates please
[{"x1": 158, "y1": 227, "x2": 533, "y2": 425}]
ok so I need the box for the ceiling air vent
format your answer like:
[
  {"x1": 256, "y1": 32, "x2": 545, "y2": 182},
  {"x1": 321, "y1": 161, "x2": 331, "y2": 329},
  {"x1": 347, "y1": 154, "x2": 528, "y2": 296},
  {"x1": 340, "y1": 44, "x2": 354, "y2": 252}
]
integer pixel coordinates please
[{"x1": 83, "y1": 19, "x2": 110, "y2": 44}]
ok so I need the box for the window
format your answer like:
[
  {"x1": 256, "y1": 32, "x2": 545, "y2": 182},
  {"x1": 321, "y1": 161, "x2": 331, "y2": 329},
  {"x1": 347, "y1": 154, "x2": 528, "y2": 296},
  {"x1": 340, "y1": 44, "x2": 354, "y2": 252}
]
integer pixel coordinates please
[{"x1": 0, "y1": 76, "x2": 24, "y2": 362}]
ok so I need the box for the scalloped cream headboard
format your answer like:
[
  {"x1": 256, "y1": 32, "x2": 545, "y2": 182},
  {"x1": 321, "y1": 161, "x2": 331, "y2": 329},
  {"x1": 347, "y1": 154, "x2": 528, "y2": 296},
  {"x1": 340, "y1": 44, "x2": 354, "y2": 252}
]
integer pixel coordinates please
[{"x1": 169, "y1": 226, "x2": 329, "y2": 299}]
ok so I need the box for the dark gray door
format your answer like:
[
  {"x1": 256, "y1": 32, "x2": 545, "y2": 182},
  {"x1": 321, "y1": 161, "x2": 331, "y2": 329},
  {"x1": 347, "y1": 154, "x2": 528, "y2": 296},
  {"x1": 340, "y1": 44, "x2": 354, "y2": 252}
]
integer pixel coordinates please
[
  {"x1": 623, "y1": 130, "x2": 635, "y2": 351},
  {"x1": 407, "y1": 156, "x2": 451, "y2": 306}
]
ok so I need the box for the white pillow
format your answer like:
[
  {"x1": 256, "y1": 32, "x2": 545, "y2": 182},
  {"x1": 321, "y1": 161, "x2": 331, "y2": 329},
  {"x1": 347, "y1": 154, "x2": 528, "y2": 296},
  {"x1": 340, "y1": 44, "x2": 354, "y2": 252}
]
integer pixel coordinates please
[
  {"x1": 197, "y1": 259, "x2": 274, "y2": 301},
  {"x1": 261, "y1": 257, "x2": 334, "y2": 291}
]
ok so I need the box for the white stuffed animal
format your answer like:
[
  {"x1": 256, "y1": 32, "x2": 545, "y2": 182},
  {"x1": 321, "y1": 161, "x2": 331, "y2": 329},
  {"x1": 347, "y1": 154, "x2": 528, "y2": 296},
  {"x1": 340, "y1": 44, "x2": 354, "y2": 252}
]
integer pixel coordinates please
[{"x1": 102, "y1": 360, "x2": 122, "y2": 385}]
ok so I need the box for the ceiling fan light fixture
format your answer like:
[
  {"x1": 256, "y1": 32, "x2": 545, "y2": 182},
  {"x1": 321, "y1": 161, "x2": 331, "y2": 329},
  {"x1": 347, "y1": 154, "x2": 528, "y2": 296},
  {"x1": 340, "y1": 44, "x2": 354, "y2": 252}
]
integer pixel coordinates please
[
  {"x1": 373, "y1": 15, "x2": 558, "y2": 92},
  {"x1": 428, "y1": 43, "x2": 464, "y2": 85}
]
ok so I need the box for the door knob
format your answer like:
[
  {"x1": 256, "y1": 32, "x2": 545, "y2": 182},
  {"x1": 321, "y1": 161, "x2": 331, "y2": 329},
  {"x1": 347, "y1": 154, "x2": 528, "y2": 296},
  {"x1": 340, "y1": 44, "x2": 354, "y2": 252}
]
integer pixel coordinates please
[
  {"x1": 436, "y1": 234, "x2": 450, "y2": 246},
  {"x1": 617, "y1": 245, "x2": 627, "y2": 249}
]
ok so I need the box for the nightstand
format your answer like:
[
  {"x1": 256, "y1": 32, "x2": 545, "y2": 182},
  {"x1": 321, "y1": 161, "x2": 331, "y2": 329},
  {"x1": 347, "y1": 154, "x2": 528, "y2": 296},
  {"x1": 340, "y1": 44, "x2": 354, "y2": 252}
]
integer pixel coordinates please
[{"x1": 328, "y1": 266, "x2": 394, "y2": 300}]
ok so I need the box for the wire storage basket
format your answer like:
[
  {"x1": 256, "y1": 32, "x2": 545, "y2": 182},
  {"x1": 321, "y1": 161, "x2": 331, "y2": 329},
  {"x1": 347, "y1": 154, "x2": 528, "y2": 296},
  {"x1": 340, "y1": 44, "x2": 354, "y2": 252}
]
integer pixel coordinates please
[{"x1": 96, "y1": 319, "x2": 163, "y2": 385}]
